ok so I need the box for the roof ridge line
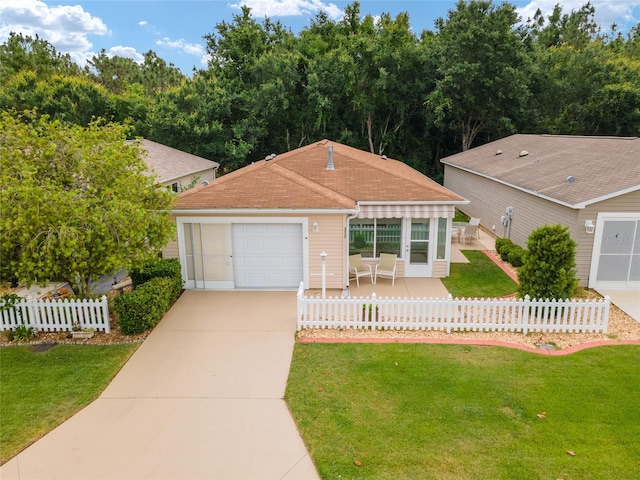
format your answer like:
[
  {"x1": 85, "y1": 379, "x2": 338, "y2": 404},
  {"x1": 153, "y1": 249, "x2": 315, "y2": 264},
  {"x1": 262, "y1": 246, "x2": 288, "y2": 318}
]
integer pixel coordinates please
[{"x1": 269, "y1": 162, "x2": 355, "y2": 208}]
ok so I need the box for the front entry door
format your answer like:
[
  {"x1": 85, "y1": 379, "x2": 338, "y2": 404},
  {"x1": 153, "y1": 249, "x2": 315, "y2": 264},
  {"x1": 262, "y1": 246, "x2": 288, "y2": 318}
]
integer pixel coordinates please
[{"x1": 404, "y1": 219, "x2": 432, "y2": 277}]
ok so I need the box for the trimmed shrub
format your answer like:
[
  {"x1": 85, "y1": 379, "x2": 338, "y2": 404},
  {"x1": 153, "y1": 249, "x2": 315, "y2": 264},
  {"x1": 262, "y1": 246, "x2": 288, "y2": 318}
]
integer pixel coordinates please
[
  {"x1": 518, "y1": 225, "x2": 578, "y2": 300},
  {"x1": 114, "y1": 277, "x2": 175, "y2": 335},
  {"x1": 130, "y1": 258, "x2": 182, "y2": 289},
  {"x1": 506, "y1": 244, "x2": 525, "y2": 268},
  {"x1": 495, "y1": 238, "x2": 513, "y2": 257}
]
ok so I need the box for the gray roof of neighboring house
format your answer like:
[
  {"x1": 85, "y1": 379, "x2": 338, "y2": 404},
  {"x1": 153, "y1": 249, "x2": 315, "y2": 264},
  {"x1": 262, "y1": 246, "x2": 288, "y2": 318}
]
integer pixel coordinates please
[
  {"x1": 128, "y1": 139, "x2": 219, "y2": 184},
  {"x1": 441, "y1": 134, "x2": 640, "y2": 208}
]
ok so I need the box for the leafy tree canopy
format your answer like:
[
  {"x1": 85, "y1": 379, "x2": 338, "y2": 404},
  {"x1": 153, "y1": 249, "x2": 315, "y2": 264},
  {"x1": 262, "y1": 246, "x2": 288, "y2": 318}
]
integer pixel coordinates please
[{"x1": 0, "y1": 110, "x2": 176, "y2": 297}]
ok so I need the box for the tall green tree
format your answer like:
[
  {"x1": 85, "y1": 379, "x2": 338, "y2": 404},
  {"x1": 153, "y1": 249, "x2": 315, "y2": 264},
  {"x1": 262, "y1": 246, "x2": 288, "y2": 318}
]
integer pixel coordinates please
[
  {"x1": 426, "y1": 0, "x2": 531, "y2": 151},
  {"x1": 0, "y1": 73, "x2": 115, "y2": 127},
  {"x1": 0, "y1": 111, "x2": 176, "y2": 297},
  {"x1": 88, "y1": 49, "x2": 185, "y2": 96},
  {"x1": 0, "y1": 32, "x2": 82, "y2": 83}
]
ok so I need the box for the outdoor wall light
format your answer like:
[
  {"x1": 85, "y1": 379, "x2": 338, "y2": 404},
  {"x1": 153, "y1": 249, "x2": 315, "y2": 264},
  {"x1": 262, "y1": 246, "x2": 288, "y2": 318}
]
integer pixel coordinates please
[
  {"x1": 584, "y1": 220, "x2": 595, "y2": 234},
  {"x1": 312, "y1": 222, "x2": 319, "y2": 233}
]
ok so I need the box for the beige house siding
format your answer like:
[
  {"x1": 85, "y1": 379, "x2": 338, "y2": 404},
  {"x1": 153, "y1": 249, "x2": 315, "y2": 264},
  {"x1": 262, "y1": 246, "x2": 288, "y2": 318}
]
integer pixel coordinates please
[
  {"x1": 444, "y1": 167, "x2": 578, "y2": 247},
  {"x1": 307, "y1": 214, "x2": 347, "y2": 289},
  {"x1": 433, "y1": 260, "x2": 448, "y2": 278},
  {"x1": 164, "y1": 169, "x2": 216, "y2": 193},
  {"x1": 445, "y1": 166, "x2": 640, "y2": 287},
  {"x1": 161, "y1": 238, "x2": 179, "y2": 259}
]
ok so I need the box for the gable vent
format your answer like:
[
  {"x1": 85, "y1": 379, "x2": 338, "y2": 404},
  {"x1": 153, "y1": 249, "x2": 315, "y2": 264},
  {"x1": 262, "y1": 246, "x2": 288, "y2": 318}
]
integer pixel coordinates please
[{"x1": 327, "y1": 145, "x2": 335, "y2": 170}]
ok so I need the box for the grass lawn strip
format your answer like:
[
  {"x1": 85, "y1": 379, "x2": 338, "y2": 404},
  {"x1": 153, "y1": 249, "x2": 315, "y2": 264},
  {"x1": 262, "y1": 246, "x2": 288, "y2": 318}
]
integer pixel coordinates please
[
  {"x1": 285, "y1": 343, "x2": 640, "y2": 480},
  {"x1": 0, "y1": 343, "x2": 139, "y2": 464},
  {"x1": 441, "y1": 250, "x2": 518, "y2": 298}
]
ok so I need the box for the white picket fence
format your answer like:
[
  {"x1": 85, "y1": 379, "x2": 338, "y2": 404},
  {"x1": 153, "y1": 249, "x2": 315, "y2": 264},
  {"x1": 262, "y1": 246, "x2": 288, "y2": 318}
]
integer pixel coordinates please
[
  {"x1": 297, "y1": 284, "x2": 610, "y2": 334},
  {"x1": 0, "y1": 296, "x2": 111, "y2": 333}
]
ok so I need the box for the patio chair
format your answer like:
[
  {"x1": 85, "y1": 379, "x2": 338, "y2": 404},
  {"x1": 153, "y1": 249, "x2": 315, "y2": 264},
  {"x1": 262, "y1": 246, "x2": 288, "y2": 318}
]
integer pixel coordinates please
[
  {"x1": 349, "y1": 254, "x2": 373, "y2": 287},
  {"x1": 375, "y1": 253, "x2": 397, "y2": 286},
  {"x1": 461, "y1": 223, "x2": 479, "y2": 245},
  {"x1": 469, "y1": 217, "x2": 481, "y2": 237}
]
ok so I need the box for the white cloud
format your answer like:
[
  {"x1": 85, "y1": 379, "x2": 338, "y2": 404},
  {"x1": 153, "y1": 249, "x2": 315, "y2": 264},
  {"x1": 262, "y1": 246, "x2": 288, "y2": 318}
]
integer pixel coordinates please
[
  {"x1": 517, "y1": 0, "x2": 640, "y2": 33},
  {"x1": 0, "y1": 0, "x2": 108, "y2": 66},
  {"x1": 155, "y1": 36, "x2": 208, "y2": 67},
  {"x1": 108, "y1": 45, "x2": 144, "y2": 63},
  {"x1": 156, "y1": 36, "x2": 205, "y2": 56},
  {"x1": 230, "y1": 0, "x2": 343, "y2": 20},
  {"x1": 138, "y1": 20, "x2": 147, "y2": 26}
]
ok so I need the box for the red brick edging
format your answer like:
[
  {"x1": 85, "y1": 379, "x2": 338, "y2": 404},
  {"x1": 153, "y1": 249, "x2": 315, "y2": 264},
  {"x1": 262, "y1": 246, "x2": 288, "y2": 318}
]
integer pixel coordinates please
[
  {"x1": 297, "y1": 337, "x2": 640, "y2": 355},
  {"x1": 482, "y1": 250, "x2": 519, "y2": 283}
]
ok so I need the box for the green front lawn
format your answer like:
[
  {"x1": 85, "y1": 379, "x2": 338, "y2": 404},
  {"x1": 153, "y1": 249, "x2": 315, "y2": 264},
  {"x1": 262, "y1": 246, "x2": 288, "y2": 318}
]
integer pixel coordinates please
[
  {"x1": 442, "y1": 249, "x2": 518, "y2": 298},
  {"x1": 0, "y1": 343, "x2": 139, "y2": 464},
  {"x1": 286, "y1": 343, "x2": 640, "y2": 480}
]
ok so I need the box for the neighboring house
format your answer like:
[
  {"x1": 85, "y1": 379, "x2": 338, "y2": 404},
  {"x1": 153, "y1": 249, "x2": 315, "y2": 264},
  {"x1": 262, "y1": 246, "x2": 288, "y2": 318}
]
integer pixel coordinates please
[
  {"x1": 441, "y1": 134, "x2": 640, "y2": 290},
  {"x1": 162, "y1": 139, "x2": 467, "y2": 290},
  {"x1": 129, "y1": 139, "x2": 220, "y2": 192}
]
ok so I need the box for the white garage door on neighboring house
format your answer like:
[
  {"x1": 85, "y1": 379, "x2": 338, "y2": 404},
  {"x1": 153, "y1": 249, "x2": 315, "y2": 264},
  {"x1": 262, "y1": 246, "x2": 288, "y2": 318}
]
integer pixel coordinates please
[
  {"x1": 232, "y1": 223, "x2": 304, "y2": 288},
  {"x1": 590, "y1": 213, "x2": 640, "y2": 289}
]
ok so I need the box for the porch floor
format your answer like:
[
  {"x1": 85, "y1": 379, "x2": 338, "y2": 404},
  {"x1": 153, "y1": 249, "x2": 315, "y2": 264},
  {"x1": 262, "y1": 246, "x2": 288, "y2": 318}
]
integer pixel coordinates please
[{"x1": 307, "y1": 228, "x2": 498, "y2": 299}]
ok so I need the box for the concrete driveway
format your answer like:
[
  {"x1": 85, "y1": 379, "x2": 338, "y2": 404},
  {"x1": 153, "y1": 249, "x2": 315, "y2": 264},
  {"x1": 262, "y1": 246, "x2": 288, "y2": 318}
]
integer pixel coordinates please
[{"x1": 1, "y1": 291, "x2": 319, "y2": 480}]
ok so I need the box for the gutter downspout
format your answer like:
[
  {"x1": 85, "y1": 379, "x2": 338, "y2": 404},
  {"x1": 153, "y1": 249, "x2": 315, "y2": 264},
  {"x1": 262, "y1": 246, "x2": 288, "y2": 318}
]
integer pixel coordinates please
[{"x1": 345, "y1": 204, "x2": 361, "y2": 289}]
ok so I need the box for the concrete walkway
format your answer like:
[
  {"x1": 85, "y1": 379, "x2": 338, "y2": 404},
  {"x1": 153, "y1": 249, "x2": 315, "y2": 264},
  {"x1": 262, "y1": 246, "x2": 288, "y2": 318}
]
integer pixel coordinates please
[{"x1": 1, "y1": 291, "x2": 319, "y2": 480}]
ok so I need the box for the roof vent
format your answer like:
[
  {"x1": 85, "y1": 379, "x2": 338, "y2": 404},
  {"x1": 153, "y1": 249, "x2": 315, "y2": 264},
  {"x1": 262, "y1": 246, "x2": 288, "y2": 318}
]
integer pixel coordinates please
[
  {"x1": 381, "y1": 154, "x2": 387, "y2": 160},
  {"x1": 566, "y1": 175, "x2": 575, "y2": 183},
  {"x1": 327, "y1": 145, "x2": 335, "y2": 170},
  {"x1": 201, "y1": 180, "x2": 209, "y2": 186},
  {"x1": 496, "y1": 150, "x2": 502, "y2": 155},
  {"x1": 265, "y1": 153, "x2": 276, "y2": 161},
  {"x1": 519, "y1": 150, "x2": 529, "y2": 157}
]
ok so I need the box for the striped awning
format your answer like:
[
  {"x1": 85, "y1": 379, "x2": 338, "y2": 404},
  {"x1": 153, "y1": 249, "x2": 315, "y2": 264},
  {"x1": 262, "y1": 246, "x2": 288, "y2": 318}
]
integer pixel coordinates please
[{"x1": 357, "y1": 204, "x2": 455, "y2": 219}]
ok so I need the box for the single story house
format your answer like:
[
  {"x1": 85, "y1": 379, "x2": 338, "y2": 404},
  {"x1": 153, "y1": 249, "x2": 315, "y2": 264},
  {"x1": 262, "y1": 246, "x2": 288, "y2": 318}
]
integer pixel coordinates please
[
  {"x1": 441, "y1": 134, "x2": 640, "y2": 290},
  {"x1": 162, "y1": 139, "x2": 467, "y2": 290},
  {"x1": 129, "y1": 139, "x2": 220, "y2": 192}
]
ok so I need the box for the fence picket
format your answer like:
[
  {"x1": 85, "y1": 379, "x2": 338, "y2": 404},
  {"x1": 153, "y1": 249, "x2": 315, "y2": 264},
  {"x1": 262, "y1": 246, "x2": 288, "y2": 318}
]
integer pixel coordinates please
[
  {"x1": 0, "y1": 297, "x2": 110, "y2": 333},
  {"x1": 296, "y1": 293, "x2": 610, "y2": 335}
]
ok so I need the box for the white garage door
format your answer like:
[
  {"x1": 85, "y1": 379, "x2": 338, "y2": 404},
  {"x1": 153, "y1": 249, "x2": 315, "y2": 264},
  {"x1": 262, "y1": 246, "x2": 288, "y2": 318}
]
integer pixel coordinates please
[{"x1": 232, "y1": 223, "x2": 303, "y2": 288}]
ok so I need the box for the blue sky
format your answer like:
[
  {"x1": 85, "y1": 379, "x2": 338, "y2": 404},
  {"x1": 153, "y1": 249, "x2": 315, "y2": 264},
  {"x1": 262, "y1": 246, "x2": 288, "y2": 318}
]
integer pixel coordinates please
[{"x1": 1, "y1": 0, "x2": 639, "y2": 75}]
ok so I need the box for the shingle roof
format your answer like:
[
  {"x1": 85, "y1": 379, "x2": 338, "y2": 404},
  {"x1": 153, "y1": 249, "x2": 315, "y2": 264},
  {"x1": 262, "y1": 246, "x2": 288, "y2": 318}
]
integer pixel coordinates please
[
  {"x1": 175, "y1": 139, "x2": 464, "y2": 210},
  {"x1": 128, "y1": 139, "x2": 219, "y2": 184},
  {"x1": 441, "y1": 134, "x2": 640, "y2": 207}
]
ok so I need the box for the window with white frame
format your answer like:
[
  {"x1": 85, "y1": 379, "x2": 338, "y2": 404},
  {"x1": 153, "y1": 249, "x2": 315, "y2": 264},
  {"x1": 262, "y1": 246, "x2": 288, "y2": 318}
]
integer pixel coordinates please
[{"x1": 349, "y1": 219, "x2": 401, "y2": 257}]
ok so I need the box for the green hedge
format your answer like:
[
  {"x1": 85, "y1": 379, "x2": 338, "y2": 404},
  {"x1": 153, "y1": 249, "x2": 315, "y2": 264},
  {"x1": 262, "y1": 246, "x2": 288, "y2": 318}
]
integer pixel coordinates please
[
  {"x1": 506, "y1": 244, "x2": 525, "y2": 267},
  {"x1": 495, "y1": 238, "x2": 525, "y2": 268},
  {"x1": 114, "y1": 277, "x2": 178, "y2": 335},
  {"x1": 130, "y1": 258, "x2": 182, "y2": 289},
  {"x1": 116, "y1": 258, "x2": 184, "y2": 335}
]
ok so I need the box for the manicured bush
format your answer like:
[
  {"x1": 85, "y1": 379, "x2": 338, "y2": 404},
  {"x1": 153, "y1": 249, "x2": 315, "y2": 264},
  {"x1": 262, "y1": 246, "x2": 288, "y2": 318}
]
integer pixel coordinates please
[
  {"x1": 495, "y1": 238, "x2": 513, "y2": 262},
  {"x1": 518, "y1": 225, "x2": 578, "y2": 300},
  {"x1": 114, "y1": 277, "x2": 175, "y2": 335},
  {"x1": 130, "y1": 258, "x2": 182, "y2": 289},
  {"x1": 506, "y1": 244, "x2": 525, "y2": 267}
]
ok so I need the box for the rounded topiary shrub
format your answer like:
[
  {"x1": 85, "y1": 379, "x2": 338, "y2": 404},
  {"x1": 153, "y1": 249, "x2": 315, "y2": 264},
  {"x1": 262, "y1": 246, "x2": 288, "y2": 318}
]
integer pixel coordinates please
[{"x1": 518, "y1": 225, "x2": 578, "y2": 300}]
